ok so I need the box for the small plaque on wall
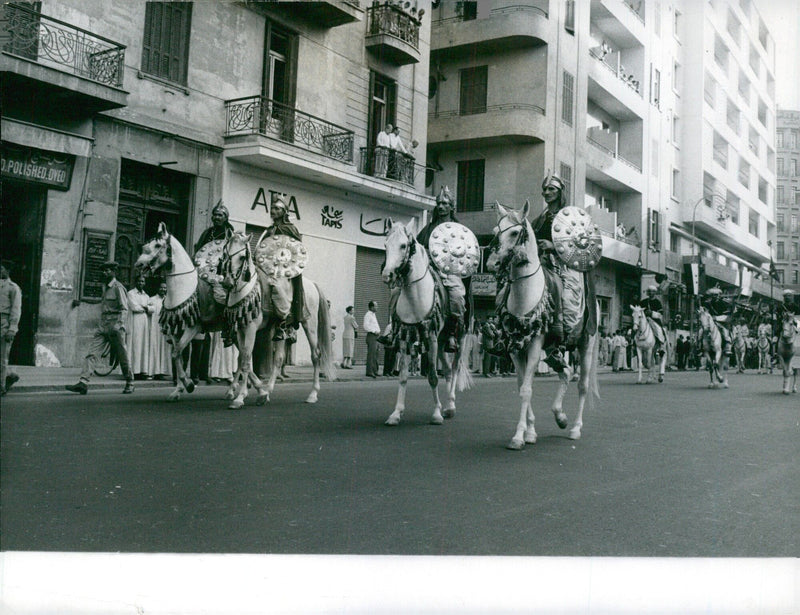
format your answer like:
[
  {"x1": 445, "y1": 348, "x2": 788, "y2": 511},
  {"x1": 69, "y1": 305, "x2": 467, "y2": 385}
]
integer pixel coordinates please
[{"x1": 80, "y1": 230, "x2": 112, "y2": 303}]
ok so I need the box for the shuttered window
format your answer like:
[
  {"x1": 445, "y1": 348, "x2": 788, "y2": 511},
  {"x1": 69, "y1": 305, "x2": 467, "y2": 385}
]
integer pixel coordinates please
[
  {"x1": 459, "y1": 66, "x2": 488, "y2": 115},
  {"x1": 141, "y1": 2, "x2": 192, "y2": 85},
  {"x1": 559, "y1": 162, "x2": 572, "y2": 206},
  {"x1": 353, "y1": 247, "x2": 392, "y2": 365},
  {"x1": 457, "y1": 159, "x2": 485, "y2": 212},
  {"x1": 561, "y1": 71, "x2": 574, "y2": 126}
]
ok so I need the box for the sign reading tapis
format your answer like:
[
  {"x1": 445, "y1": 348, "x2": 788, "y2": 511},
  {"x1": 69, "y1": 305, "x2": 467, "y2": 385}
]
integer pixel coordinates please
[{"x1": 1, "y1": 144, "x2": 75, "y2": 190}]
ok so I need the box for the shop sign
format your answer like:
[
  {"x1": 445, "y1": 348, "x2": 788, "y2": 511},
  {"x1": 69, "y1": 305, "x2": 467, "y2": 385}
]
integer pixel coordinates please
[
  {"x1": 471, "y1": 273, "x2": 497, "y2": 296},
  {"x1": 80, "y1": 230, "x2": 113, "y2": 303},
  {"x1": 1, "y1": 144, "x2": 75, "y2": 190}
]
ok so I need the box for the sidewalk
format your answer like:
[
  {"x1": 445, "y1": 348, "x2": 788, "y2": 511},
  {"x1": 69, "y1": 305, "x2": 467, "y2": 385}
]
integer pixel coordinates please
[{"x1": 3, "y1": 362, "x2": 618, "y2": 395}]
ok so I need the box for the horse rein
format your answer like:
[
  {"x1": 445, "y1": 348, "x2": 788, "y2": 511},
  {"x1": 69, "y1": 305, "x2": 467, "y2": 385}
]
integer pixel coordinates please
[
  {"x1": 492, "y1": 218, "x2": 540, "y2": 284},
  {"x1": 391, "y1": 232, "x2": 429, "y2": 288},
  {"x1": 158, "y1": 233, "x2": 195, "y2": 278}
]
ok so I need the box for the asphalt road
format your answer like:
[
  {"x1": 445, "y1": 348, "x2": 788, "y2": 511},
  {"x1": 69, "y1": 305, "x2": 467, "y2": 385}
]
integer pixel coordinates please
[{"x1": 1, "y1": 370, "x2": 797, "y2": 557}]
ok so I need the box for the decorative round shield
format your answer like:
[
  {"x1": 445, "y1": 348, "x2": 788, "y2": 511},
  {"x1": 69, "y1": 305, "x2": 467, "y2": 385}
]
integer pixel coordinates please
[
  {"x1": 428, "y1": 222, "x2": 481, "y2": 278},
  {"x1": 551, "y1": 207, "x2": 603, "y2": 272},
  {"x1": 194, "y1": 239, "x2": 226, "y2": 283},
  {"x1": 255, "y1": 235, "x2": 308, "y2": 281}
]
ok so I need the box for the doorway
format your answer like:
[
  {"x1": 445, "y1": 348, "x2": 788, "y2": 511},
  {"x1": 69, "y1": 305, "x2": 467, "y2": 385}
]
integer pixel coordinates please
[{"x1": 0, "y1": 181, "x2": 46, "y2": 365}]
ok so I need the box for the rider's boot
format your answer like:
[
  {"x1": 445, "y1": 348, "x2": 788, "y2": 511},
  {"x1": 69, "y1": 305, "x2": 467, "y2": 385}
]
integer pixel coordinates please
[
  {"x1": 377, "y1": 323, "x2": 394, "y2": 347},
  {"x1": 444, "y1": 314, "x2": 463, "y2": 353},
  {"x1": 272, "y1": 319, "x2": 288, "y2": 341},
  {"x1": 543, "y1": 312, "x2": 569, "y2": 372}
]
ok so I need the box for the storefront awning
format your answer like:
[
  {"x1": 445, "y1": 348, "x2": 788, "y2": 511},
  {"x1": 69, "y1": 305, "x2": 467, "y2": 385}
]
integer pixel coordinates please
[{"x1": 1, "y1": 118, "x2": 92, "y2": 158}]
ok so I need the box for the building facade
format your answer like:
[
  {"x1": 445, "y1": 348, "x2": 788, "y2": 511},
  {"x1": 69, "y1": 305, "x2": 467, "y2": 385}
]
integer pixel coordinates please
[
  {"x1": 775, "y1": 109, "x2": 800, "y2": 310},
  {"x1": 427, "y1": 0, "x2": 780, "y2": 336},
  {"x1": 1, "y1": 0, "x2": 433, "y2": 367}
]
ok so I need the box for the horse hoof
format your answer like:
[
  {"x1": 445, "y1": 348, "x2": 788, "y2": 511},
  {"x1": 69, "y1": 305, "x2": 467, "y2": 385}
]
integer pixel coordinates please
[
  {"x1": 568, "y1": 427, "x2": 582, "y2": 440},
  {"x1": 506, "y1": 439, "x2": 524, "y2": 451},
  {"x1": 524, "y1": 430, "x2": 537, "y2": 444},
  {"x1": 658, "y1": 376, "x2": 664, "y2": 383},
  {"x1": 228, "y1": 399, "x2": 244, "y2": 409},
  {"x1": 257, "y1": 394, "x2": 269, "y2": 405},
  {"x1": 430, "y1": 415, "x2": 444, "y2": 425},
  {"x1": 385, "y1": 416, "x2": 401, "y2": 426},
  {"x1": 783, "y1": 390, "x2": 791, "y2": 395},
  {"x1": 553, "y1": 411, "x2": 568, "y2": 429},
  {"x1": 708, "y1": 384, "x2": 715, "y2": 389},
  {"x1": 305, "y1": 392, "x2": 318, "y2": 404},
  {"x1": 443, "y1": 408, "x2": 455, "y2": 419},
  {"x1": 167, "y1": 393, "x2": 181, "y2": 402},
  {"x1": 224, "y1": 390, "x2": 235, "y2": 400},
  {"x1": 185, "y1": 381, "x2": 195, "y2": 394}
]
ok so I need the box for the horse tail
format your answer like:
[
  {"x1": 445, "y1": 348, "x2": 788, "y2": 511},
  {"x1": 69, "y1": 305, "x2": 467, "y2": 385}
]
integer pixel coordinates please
[
  {"x1": 315, "y1": 284, "x2": 337, "y2": 382},
  {"x1": 454, "y1": 333, "x2": 474, "y2": 392}
]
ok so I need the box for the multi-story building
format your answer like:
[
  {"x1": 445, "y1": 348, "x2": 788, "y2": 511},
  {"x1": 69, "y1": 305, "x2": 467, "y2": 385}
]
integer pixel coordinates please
[
  {"x1": 428, "y1": 0, "x2": 779, "y2": 335},
  {"x1": 1, "y1": 0, "x2": 433, "y2": 367},
  {"x1": 775, "y1": 109, "x2": 800, "y2": 310}
]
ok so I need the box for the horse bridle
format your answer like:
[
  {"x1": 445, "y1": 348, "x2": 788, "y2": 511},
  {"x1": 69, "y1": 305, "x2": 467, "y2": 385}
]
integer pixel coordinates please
[
  {"x1": 221, "y1": 240, "x2": 251, "y2": 287},
  {"x1": 388, "y1": 229, "x2": 427, "y2": 288},
  {"x1": 491, "y1": 216, "x2": 540, "y2": 284},
  {"x1": 147, "y1": 232, "x2": 195, "y2": 278}
]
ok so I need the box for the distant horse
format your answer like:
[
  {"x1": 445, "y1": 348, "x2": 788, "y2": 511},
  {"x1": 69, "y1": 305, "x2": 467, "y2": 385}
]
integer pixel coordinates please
[
  {"x1": 380, "y1": 219, "x2": 472, "y2": 426},
  {"x1": 775, "y1": 314, "x2": 798, "y2": 395},
  {"x1": 631, "y1": 305, "x2": 667, "y2": 384},
  {"x1": 756, "y1": 326, "x2": 772, "y2": 374},
  {"x1": 486, "y1": 201, "x2": 599, "y2": 450},
  {"x1": 697, "y1": 306, "x2": 729, "y2": 389},
  {"x1": 732, "y1": 325, "x2": 747, "y2": 373}
]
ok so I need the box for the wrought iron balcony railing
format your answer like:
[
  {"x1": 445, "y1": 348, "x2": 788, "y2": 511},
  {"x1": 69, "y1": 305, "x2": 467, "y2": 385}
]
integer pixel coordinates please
[
  {"x1": 2, "y1": 2, "x2": 126, "y2": 87},
  {"x1": 225, "y1": 96, "x2": 354, "y2": 164},
  {"x1": 366, "y1": 3, "x2": 420, "y2": 49},
  {"x1": 359, "y1": 146, "x2": 424, "y2": 186}
]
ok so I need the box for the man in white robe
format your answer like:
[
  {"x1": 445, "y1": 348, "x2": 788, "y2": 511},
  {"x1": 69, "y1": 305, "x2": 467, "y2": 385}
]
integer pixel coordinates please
[
  {"x1": 147, "y1": 282, "x2": 172, "y2": 379},
  {"x1": 127, "y1": 275, "x2": 151, "y2": 378}
]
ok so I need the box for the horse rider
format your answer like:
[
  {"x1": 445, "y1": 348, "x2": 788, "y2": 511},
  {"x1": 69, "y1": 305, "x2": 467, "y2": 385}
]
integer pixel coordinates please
[
  {"x1": 195, "y1": 201, "x2": 235, "y2": 255},
  {"x1": 380, "y1": 186, "x2": 468, "y2": 353},
  {"x1": 702, "y1": 287, "x2": 732, "y2": 351},
  {"x1": 639, "y1": 284, "x2": 667, "y2": 357},
  {"x1": 260, "y1": 195, "x2": 305, "y2": 341},
  {"x1": 531, "y1": 173, "x2": 597, "y2": 372}
]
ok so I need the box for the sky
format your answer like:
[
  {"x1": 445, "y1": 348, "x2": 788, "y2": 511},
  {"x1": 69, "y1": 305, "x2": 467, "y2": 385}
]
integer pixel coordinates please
[{"x1": 756, "y1": 0, "x2": 800, "y2": 110}]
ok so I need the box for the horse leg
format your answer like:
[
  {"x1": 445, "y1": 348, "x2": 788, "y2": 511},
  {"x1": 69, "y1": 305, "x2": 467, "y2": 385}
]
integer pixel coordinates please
[
  {"x1": 427, "y1": 340, "x2": 444, "y2": 425},
  {"x1": 303, "y1": 321, "x2": 320, "y2": 404},
  {"x1": 442, "y1": 347, "x2": 457, "y2": 420},
  {"x1": 229, "y1": 320, "x2": 259, "y2": 409},
  {"x1": 571, "y1": 337, "x2": 596, "y2": 440},
  {"x1": 385, "y1": 349, "x2": 408, "y2": 426},
  {"x1": 719, "y1": 351, "x2": 729, "y2": 388},
  {"x1": 265, "y1": 330, "x2": 285, "y2": 400},
  {"x1": 507, "y1": 352, "x2": 531, "y2": 450},
  {"x1": 636, "y1": 347, "x2": 644, "y2": 384},
  {"x1": 168, "y1": 327, "x2": 200, "y2": 401}
]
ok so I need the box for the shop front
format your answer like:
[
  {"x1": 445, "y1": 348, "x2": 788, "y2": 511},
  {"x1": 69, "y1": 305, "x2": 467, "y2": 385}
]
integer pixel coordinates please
[{"x1": 223, "y1": 161, "x2": 426, "y2": 365}]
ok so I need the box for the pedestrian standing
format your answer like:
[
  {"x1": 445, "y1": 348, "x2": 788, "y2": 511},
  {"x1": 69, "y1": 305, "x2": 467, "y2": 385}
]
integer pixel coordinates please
[
  {"x1": 127, "y1": 274, "x2": 151, "y2": 379},
  {"x1": 0, "y1": 259, "x2": 21, "y2": 395},
  {"x1": 147, "y1": 282, "x2": 172, "y2": 380},
  {"x1": 341, "y1": 306, "x2": 358, "y2": 369},
  {"x1": 363, "y1": 300, "x2": 381, "y2": 378},
  {"x1": 66, "y1": 261, "x2": 135, "y2": 394},
  {"x1": 374, "y1": 123, "x2": 392, "y2": 178},
  {"x1": 208, "y1": 330, "x2": 238, "y2": 384}
]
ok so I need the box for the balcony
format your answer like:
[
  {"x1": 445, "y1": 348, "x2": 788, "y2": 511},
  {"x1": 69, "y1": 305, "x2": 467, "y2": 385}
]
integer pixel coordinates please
[
  {"x1": 358, "y1": 146, "x2": 425, "y2": 187},
  {"x1": 590, "y1": 0, "x2": 646, "y2": 46},
  {"x1": 0, "y1": 2, "x2": 127, "y2": 113},
  {"x1": 585, "y1": 127, "x2": 644, "y2": 193},
  {"x1": 589, "y1": 205, "x2": 642, "y2": 266},
  {"x1": 587, "y1": 54, "x2": 646, "y2": 120},
  {"x1": 684, "y1": 200, "x2": 769, "y2": 263},
  {"x1": 431, "y1": 2, "x2": 548, "y2": 58},
  {"x1": 225, "y1": 96, "x2": 354, "y2": 163},
  {"x1": 247, "y1": 1, "x2": 363, "y2": 28},
  {"x1": 428, "y1": 103, "x2": 546, "y2": 148},
  {"x1": 365, "y1": 3, "x2": 421, "y2": 65}
]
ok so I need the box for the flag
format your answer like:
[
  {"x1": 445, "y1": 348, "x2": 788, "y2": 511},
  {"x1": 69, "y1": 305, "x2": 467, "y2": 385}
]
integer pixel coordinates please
[{"x1": 769, "y1": 260, "x2": 780, "y2": 282}]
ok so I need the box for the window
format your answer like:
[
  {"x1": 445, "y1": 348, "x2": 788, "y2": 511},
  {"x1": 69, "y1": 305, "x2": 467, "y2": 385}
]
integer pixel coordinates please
[
  {"x1": 559, "y1": 162, "x2": 572, "y2": 206},
  {"x1": 777, "y1": 158, "x2": 784, "y2": 176},
  {"x1": 263, "y1": 21, "x2": 296, "y2": 109},
  {"x1": 368, "y1": 72, "x2": 396, "y2": 149},
  {"x1": 777, "y1": 241, "x2": 785, "y2": 260},
  {"x1": 713, "y1": 131, "x2": 728, "y2": 168},
  {"x1": 672, "y1": 114, "x2": 680, "y2": 144},
  {"x1": 704, "y1": 73, "x2": 714, "y2": 107},
  {"x1": 565, "y1": 0, "x2": 575, "y2": 34},
  {"x1": 673, "y1": 9, "x2": 681, "y2": 40},
  {"x1": 777, "y1": 213, "x2": 785, "y2": 232},
  {"x1": 727, "y1": 9, "x2": 741, "y2": 46},
  {"x1": 757, "y1": 98, "x2": 767, "y2": 127},
  {"x1": 670, "y1": 232, "x2": 680, "y2": 252},
  {"x1": 776, "y1": 269, "x2": 784, "y2": 283},
  {"x1": 141, "y1": 2, "x2": 193, "y2": 85},
  {"x1": 793, "y1": 214, "x2": 799, "y2": 234},
  {"x1": 649, "y1": 209, "x2": 661, "y2": 250},
  {"x1": 726, "y1": 99, "x2": 739, "y2": 134},
  {"x1": 776, "y1": 131, "x2": 784, "y2": 148},
  {"x1": 738, "y1": 158, "x2": 750, "y2": 188},
  {"x1": 562, "y1": 71, "x2": 574, "y2": 126},
  {"x1": 792, "y1": 159, "x2": 798, "y2": 177},
  {"x1": 651, "y1": 66, "x2": 661, "y2": 106},
  {"x1": 749, "y1": 45, "x2": 760, "y2": 76},
  {"x1": 794, "y1": 270, "x2": 799, "y2": 285},
  {"x1": 748, "y1": 209, "x2": 759, "y2": 236},
  {"x1": 794, "y1": 242, "x2": 800, "y2": 260},
  {"x1": 748, "y1": 125, "x2": 759, "y2": 155},
  {"x1": 456, "y1": 159, "x2": 485, "y2": 212},
  {"x1": 777, "y1": 186, "x2": 784, "y2": 203},
  {"x1": 725, "y1": 189, "x2": 740, "y2": 224},
  {"x1": 703, "y1": 171, "x2": 716, "y2": 204},
  {"x1": 790, "y1": 132, "x2": 798, "y2": 148},
  {"x1": 671, "y1": 168, "x2": 680, "y2": 199},
  {"x1": 758, "y1": 177, "x2": 768, "y2": 204},
  {"x1": 459, "y1": 1, "x2": 477, "y2": 20},
  {"x1": 459, "y1": 66, "x2": 488, "y2": 115},
  {"x1": 672, "y1": 61, "x2": 681, "y2": 93},
  {"x1": 714, "y1": 35, "x2": 728, "y2": 73},
  {"x1": 737, "y1": 71, "x2": 749, "y2": 104}
]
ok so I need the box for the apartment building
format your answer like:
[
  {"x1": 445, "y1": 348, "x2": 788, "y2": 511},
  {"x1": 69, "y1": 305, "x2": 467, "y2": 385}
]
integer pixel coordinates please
[
  {"x1": 775, "y1": 109, "x2": 800, "y2": 310},
  {"x1": 428, "y1": 0, "x2": 779, "y2": 334},
  {"x1": 1, "y1": 0, "x2": 433, "y2": 367}
]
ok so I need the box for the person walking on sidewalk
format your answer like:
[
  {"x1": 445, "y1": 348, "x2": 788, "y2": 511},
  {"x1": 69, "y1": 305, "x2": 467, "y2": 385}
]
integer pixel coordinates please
[
  {"x1": 0, "y1": 259, "x2": 21, "y2": 395},
  {"x1": 363, "y1": 300, "x2": 381, "y2": 378},
  {"x1": 66, "y1": 261, "x2": 134, "y2": 394}
]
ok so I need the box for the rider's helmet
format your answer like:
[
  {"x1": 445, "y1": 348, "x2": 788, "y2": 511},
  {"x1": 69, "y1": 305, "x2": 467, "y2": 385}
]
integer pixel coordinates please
[
  {"x1": 541, "y1": 172, "x2": 566, "y2": 207},
  {"x1": 271, "y1": 195, "x2": 288, "y2": 218}
]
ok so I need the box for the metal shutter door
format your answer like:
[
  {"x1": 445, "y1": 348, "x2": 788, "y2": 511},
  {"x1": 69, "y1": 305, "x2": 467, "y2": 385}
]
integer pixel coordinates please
[{"x1": 353, "y1": 246, "x2": 391, "y2": 365}]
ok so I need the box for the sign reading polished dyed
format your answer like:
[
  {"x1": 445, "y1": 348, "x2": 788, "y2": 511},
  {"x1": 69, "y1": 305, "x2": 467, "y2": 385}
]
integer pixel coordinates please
[{"x1": 1, "y1": 144, "x2": 75, "y2": 190}]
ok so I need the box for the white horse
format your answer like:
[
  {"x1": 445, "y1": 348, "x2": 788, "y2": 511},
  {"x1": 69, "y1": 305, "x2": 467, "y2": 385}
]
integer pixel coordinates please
[
  {"x1": 225, "y1": 231, "x2": 336, "y2": 405},
  {"x1": 380, "y1": 219, "x2": 472, "y2": 426},
  {"x1": 756, "y1": 324, "x2": 772, "y2": 374},
  {"x1": 697, "y1": 306, "x2": 729, "y2": 389},
  {"x1": 732, "y1": 324, "x2": 748, "y2": 373},
  {"x1": 486, "y1": 202, "x2": 599, "y2": 450},
  {"x1": 631, "y1": 305, "x2": 667, "y2": 384},
  {"x1": 776, "y1": 313, "x2": 798, "y2": 395}
]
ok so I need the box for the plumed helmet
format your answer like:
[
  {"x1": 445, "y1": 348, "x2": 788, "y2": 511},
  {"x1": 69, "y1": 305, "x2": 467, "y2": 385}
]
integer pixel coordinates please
[
  {"x1": 271, "y1": 194, "x2": 288, "y2": 212},
  {"x1": 212, "y1": 201, "x2": 229, "y2": 219},
  {"x1": 541, "y1": 171, "x2": 566, "y2": 192},
  {"x1": 436, "y1": 186, "x2": 454, "y2": 208}
]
